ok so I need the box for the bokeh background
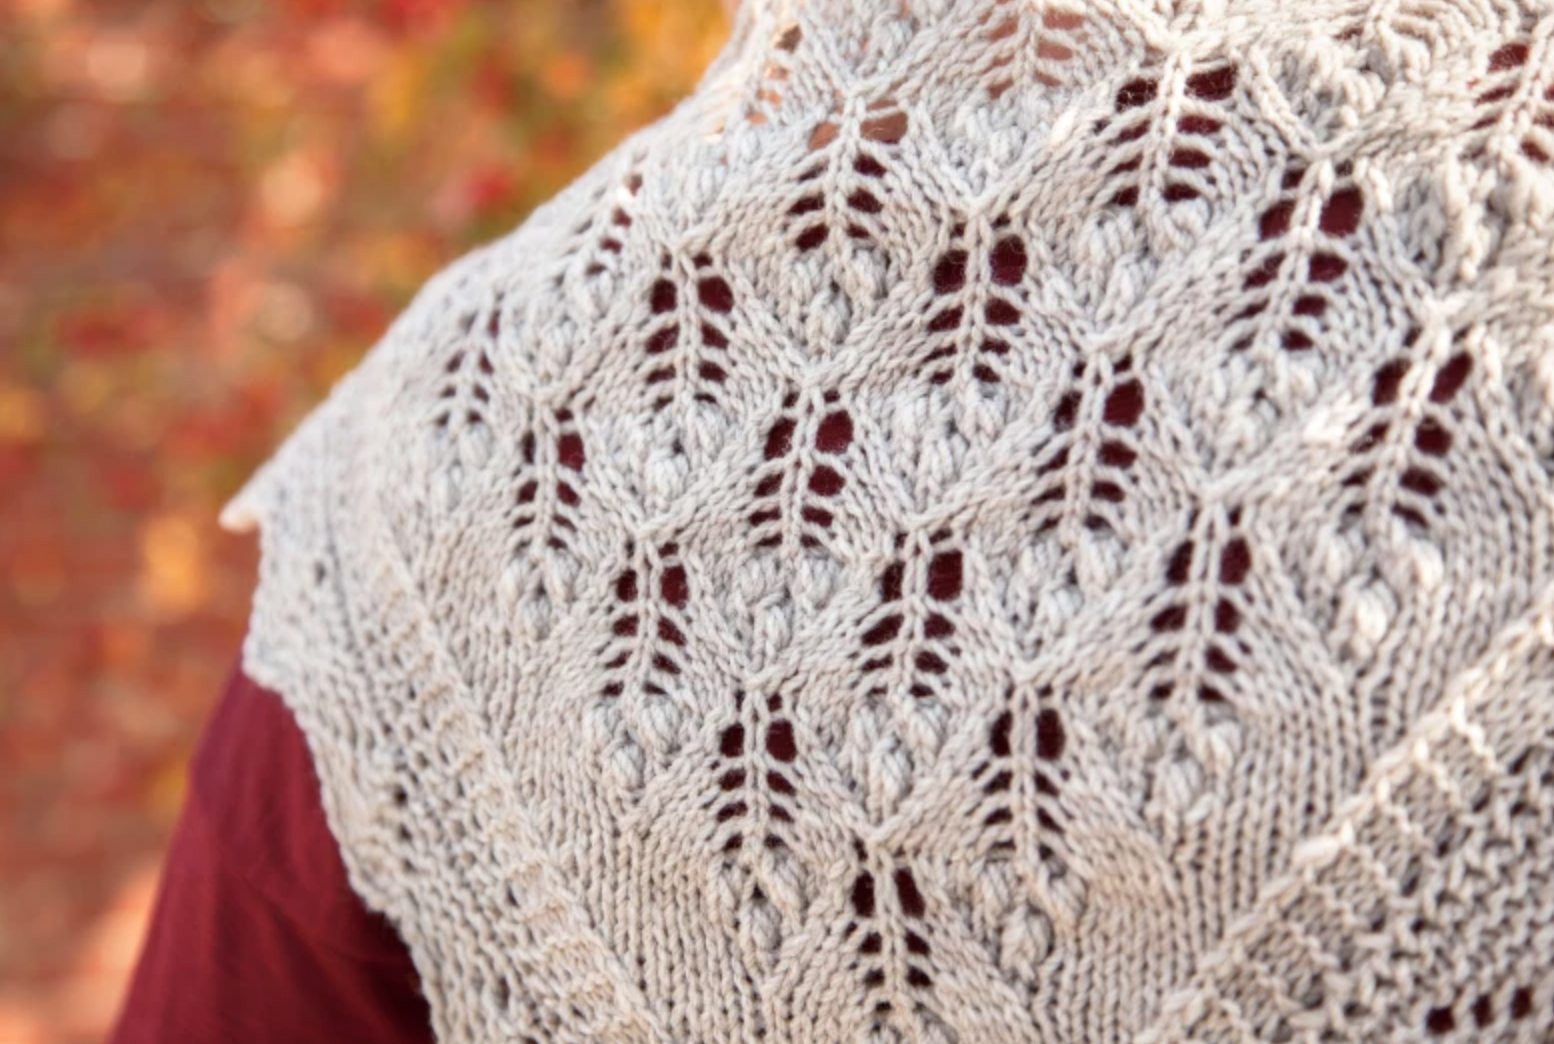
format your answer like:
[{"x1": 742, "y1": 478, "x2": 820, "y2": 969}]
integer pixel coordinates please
[{"x1": 0, "y1": 0, "x2": 728, "y2": 1038}]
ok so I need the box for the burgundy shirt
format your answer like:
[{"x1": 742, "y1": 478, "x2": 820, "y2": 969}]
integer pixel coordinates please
[{"x1": 108, "y1": 653, "x2": 436, "y2": 1043}]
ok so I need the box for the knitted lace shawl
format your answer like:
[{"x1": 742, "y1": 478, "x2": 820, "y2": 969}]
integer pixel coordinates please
[{"x1": 219, "y1": 1, "x2": 1554, "y2": 1041}]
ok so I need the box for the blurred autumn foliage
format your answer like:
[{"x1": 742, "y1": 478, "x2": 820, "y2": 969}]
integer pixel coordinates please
[{"x1": 0, "y1": 0, "x2": 727, "y2": 1038}]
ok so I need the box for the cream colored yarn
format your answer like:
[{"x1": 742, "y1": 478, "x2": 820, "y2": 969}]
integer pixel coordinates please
[{"x1": 218, "y1": 1, "x2": 1554, "y2": 1041}]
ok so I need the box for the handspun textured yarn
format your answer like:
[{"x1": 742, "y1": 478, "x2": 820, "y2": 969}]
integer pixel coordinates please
[{"x1": 219, "y1": 1, "x2": 1554, "y2": 1041}]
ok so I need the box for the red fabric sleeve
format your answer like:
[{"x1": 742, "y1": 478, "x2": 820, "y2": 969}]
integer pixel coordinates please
[{"x1": 108, "y1": 654, "x2": 436, "y2": 1044}]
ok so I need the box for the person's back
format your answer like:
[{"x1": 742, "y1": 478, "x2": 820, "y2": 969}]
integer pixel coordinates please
[{"x1": 189, "y1": 0, "x2": 1554, "y2": 1040}]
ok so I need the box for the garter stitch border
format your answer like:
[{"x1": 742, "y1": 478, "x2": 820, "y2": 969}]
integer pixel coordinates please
[{"x1": 220, "y1": 1, "x2": 1554, "y2": 1041}]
